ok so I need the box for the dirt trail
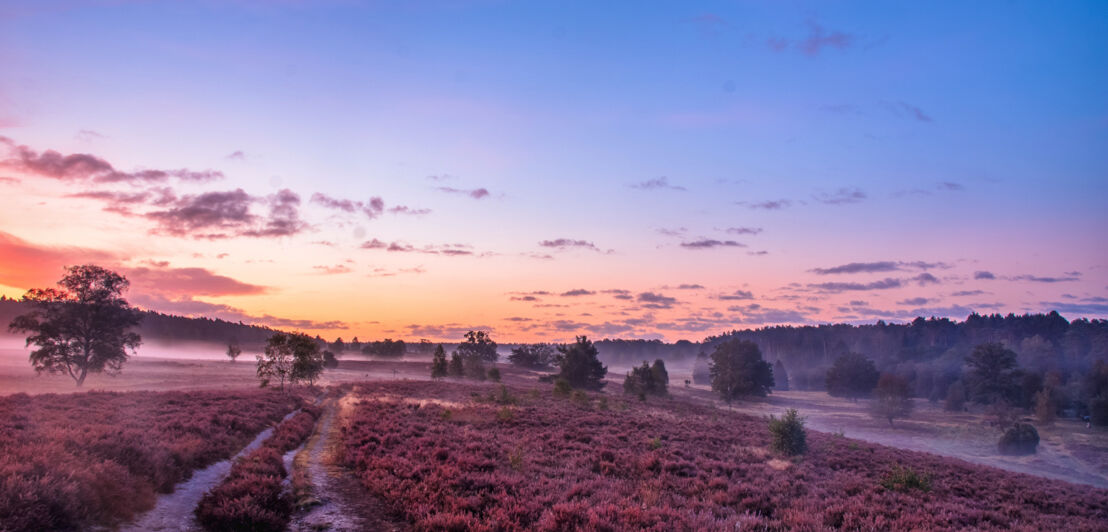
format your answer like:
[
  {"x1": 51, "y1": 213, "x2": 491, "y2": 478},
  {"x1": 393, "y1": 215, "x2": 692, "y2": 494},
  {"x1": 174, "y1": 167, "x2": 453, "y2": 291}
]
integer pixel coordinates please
[
  {"x1": 120, "y1": 409, "x2": 300, "y2": 532},
  {"x1": 290, "y1": 393, "x2": 402, "y2": 532}
]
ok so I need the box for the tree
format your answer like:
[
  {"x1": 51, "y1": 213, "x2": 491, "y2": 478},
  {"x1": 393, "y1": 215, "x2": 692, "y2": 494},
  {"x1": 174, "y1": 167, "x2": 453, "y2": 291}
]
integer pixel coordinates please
[
  {"x1": 768, "y1": 409, "x2": 807, "y2": 456},
  {"x1": 965, "y1": 342, "x2": 1019, "y2": 404},
  {"x1": 650, "y1": 359, "x2": 669, "y2": 394},
  {"x1": 709, "y1": 339, "x2": 774, "y2": 403},
  {"x1": 774, "y1": 360, "x2": 789, "y2": 391},
  {"x1": 8, "y1": 264, "x2": 142, "y2": 386},
  {"x1": 258, "y1": 332, "x2": 322, "y2": 390},
  {"x1": 623, "y1": 361, "x2": 667, "y2": 398},
  {"x1": 291, "y1": 336, "x2": 324, "y2": 386},
  {"x1": 1034, "y1": 388, "x2": 1056, "y2": 425},
  {"x1": 825, "y1": 352, "x2": 879, "y2": 401},
  {"x1": 508, "y1": 343, "x2": 556, "y2": 369},
  {"x1": 226, "y1": 343, "x2": 242, "y2": 363},
  {"x1": 448, "y1": 351, "x2": 465, "y2": 377},
  {"x1": 554, "y1": 336, "x2": 607, "y2": 390},
  {"x1": 331, "y1": 337, "x2": 346, "y2": 354},
  {"x1": 458, "y1": 330, "x2": 498, "y2": 363},
  {"x1": 870, "y1": 374, "x2": 914, "y2": 427},
  {"x1": 944, "y1": 380, "x2": 967, "y2": 412},
  {"x1": 463, "y1": 353, "x2": 487, "y2": 381},
  {"x1": 430, "y1": 344, "x2": 449, "y2": 379},
  {"x1": 323, "y1": 350, "x2": 339, "y2": 369}
]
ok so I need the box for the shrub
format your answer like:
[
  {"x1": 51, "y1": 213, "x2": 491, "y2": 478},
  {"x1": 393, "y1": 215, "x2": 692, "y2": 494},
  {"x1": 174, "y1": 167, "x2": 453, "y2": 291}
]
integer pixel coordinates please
[
  {"x1": 487, "y1": 367, "x2": 501, "y2": 382},
  {"x1": 881, "y1": 465, "x2": 932, "y2": 493},
  {"x1": 570, "y1": 390, "x2": 590, "y2": 407},
  {"x1": 0, "y1": 391, "x2": 296, "y2": 531},
  {"x1": 768, "y1": 408, "x2": 807, "y2": 456},
  {"x1": 195, "y1": 407, "x2": 320, "y2": 531},
  {"x1": 553, "y1": 378, "x2": 572, "y2": 397},
  {"x1": 944, "y1": 381, "x2": 967, "y2": 412},
  {"x1": 997, "y1": 423, "x2": 1039, "y2": 455}
]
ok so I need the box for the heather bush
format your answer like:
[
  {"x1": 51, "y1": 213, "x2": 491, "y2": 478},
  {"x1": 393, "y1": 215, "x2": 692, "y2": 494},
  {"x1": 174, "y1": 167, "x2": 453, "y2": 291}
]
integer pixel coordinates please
[
  {"x1": 338, "y1": 381, "x2": 1108, "y2": 531},
  {"x1": 768, "y1": 408, "x2": 807, "y2": 456},
  {"x1": 0, "y1": 390, "x2": 296, "y2": 531},
  {"x1": 997, "y1": 423, "x2": 1039, "y2": 455},
  {"x1": 195, "y1": 407, "x2": 320, "y2": 531}
]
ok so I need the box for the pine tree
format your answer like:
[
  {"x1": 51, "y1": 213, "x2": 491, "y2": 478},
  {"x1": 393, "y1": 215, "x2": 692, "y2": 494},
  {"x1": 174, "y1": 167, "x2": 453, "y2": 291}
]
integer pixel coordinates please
[{"x1": 431, "y1": 344, "x2": 449, "y2": 379}]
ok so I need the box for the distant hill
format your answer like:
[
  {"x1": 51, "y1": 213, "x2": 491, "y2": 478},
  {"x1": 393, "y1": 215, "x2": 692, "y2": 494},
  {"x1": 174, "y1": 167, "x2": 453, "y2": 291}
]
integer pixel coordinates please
[{"x1": 0, "y1": 299, "x2": 280, "y2": 350}]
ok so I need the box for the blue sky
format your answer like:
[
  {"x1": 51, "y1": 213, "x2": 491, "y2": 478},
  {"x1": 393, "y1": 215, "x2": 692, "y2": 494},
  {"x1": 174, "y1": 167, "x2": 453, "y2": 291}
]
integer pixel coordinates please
[{"x1": 0, "y1": 1, "x2": 1105, "y2": 341}]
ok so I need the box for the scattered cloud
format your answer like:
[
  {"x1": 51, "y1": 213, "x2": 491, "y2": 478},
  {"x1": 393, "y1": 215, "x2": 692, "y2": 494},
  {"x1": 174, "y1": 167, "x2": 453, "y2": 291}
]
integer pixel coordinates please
[
  {"x1": 539, "y1": 238, "x2": 600, "y2": 251},
  {"x1": 814, "y1": 187, "x2": 866, "y2": 205},
  {"x1": 676, "y1": 284, "x2": 704, "y2": 290},
  {"x1": 561, "y1": 289, "x2": 596, "y2": 297},
  {"x1": 810, "y1": 261, "x2": 949, "y2": 275},
  {"x1": 725, "y1": 227, "x2": 762, "y2": 235},
  {"x1": 898, "y1": 297, "x2": 931, "y2": 306},
  {"x1": 75, "y1": 130, "x2": 105, "y2": 142},
  {"x1": 974, "y1": 271, "x2": 996, "y2": 280},
  {"x1": 360, "y1": 239, "x2": 476, "y2": 256},
  {"x1": 637, "y1": 292, "x2": 678, "y2": 309},
  {"x1": 310, "y1": 193, "x2": 385, "y2": 219},
  {"x1": 886, "y1": 101, "x2": 933, "y2": 123},
  {"x1": 125, "y1": 264, "x2": 268, "y2": 297},
  {"x1": 1011, "y1": 274, "x2": 1081, "y2": 283},
  {"x1": 718, "y1": 290, "x2": 754, "y2": 301},
  {"x1": 739, "y1": 199, "x2": 792, "y2": 210},
  {"x1": 630, "y1": 177, "x2": 686, "y2": 191},
  {"x1": 437, "y1": 186, "x2": 490, "y2": 199},
  {"x1": 912, "y1": 272, "x2": 941, "y2": 286},
  {"x1": 0, "y1": 136, "x2": 223, "y2": 184},
  {"x1": 680, "y1": 239, "x2": 745, "y2": 249},
  {"x1": 313, "y1": 264, "x2": 352, "y2": 275},
  {"x1": 951, "y1": 290, "x2": 986, "y2": 297},
  {"x1": 809, "y1": 278, "x2": 902, "y2": 292},
  {"x1": 226, "y1": 150, "x2": 246, "y2": 161}
]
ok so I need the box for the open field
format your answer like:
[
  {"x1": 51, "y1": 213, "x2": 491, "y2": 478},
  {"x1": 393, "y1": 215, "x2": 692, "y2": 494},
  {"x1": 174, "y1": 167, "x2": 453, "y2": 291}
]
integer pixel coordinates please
[
  {"x1": 0, "y1": 389, "x2": 300, "y2": 531},
  {"x1": 337, "y1": 380, "x2": 1108, "y2": 530},
  {"x1": 2, "y1": 348, "x2": 1108, "y2": 530}
]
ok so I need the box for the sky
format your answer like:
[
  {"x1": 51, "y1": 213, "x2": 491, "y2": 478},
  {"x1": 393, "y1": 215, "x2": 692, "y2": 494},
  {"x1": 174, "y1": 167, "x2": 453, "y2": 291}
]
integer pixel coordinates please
[{"x1": 0, "y1": 0, "x2": 1105, "y2": 343}]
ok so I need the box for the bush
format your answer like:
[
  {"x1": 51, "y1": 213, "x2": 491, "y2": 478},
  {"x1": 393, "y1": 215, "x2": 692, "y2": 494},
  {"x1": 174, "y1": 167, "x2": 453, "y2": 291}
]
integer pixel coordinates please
[
  {"x1": 881, "y1": 465, "x2": 932, "y2": 493},
  {"x1": 487, "y1": 367, "x2": 501, "y2": 382},
  {"x1": 553, "y1": 378, "x2": 572, "y2": 397},
  {"x1": 768, "y1": 408, "x2": 807, "y2": 456},
  {"x1": 997, "y1": 423, "x2": 1039, "y2": 455}
]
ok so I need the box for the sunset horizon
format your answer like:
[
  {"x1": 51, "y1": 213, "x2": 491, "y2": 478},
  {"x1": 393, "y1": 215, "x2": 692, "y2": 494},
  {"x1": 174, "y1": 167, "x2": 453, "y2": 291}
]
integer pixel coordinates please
[{"x1": 1, "y1": 1, "x2": 1104, "y2": 343}]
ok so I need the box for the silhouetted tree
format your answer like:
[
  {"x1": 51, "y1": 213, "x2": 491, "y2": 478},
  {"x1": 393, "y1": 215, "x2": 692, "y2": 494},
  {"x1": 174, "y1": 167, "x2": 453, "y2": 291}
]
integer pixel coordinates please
[
  {"x1": 944, "y1": 380, "x2": 967, "y2": 412},
  {"x1": 258, "y1": 332, "x2": 322, "y2": 390},
  {"x1": 1085, "y1": 360, "x2": 1108, "y2": 426},
  {"x1": 965, "y1": 342, "x2": 1020, "y2": 404},
  {"x1": 431, "y1": 344, "x2": 449, "y2": 379},
  {"x1": 871, "y1": 374, "x2": 914, "y2": 427},
  {"x1": 623, "y1": 360, "x2": 668, "y2": 398},
  {"x1": 331, "y1": 337, "x2": 346, "y2": 354},
  {"x1": 8, "y1": 265, "x2": 142, "y2": 386},
  {"x1": 508, "y1": 343, "x2": 556, "y2": 369},
  {"x1": 554, "y1": 336, "x2": 607, "y2": 390},
  {"x1": 774, "y1": 360, "x2": 789, "y2": 391},
  {"x1": 362, "y1": 338, "x2": 406, "y2": 357},
  {"x1": 323, "y1": 350, "x2": 339, "y2": 369},
  {"x1": 448, "y1": 352, "x2": 464, "y2": 377},
  {"x1": 464, "y1": 353, "x2": 487, "y2": 381},
  {"x1": 226, "y1": 343, "x2": 242, "y2": 363},
  {"x1": 692, "y1": 352, "x2": 711, "y2": 385},
  {"x1": 458, "y1": 330, "x2": 498, "y2": 363},
  {"x1": 709, "y1": 339, "x2": 774, "y2": 403},
  {"x1": 825, "y1": 352, "x2": 879, "y2": 401}
]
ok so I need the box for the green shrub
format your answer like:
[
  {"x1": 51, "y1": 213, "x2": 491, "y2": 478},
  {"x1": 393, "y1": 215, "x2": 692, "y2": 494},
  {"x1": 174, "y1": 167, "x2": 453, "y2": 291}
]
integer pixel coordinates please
[
  {"x1": 487, "y1": 367, "x2": 501, "y2": 382},
  {"x1": 881, "y1": 465, "x2": 932, "y2": 492},
  {"x1": 553, "y1": 378, "x2": 572, "y2": 398},
  {"x1": 997, "y1": 423, "x2": 1039, "y2": 455},
  {"x1": 768, "y1": 408, "x2": 807, "y2": 456}
]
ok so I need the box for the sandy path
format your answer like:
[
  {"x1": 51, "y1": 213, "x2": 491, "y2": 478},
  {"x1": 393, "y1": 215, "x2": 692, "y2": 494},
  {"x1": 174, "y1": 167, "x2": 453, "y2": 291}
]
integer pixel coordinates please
[
  {"x1": 289, "y1": 394, "x2": 403, "y2": 532},
  {"x1": 120, "y1": 409, "x2": 300, "y2": 532}
]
